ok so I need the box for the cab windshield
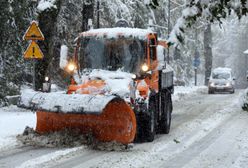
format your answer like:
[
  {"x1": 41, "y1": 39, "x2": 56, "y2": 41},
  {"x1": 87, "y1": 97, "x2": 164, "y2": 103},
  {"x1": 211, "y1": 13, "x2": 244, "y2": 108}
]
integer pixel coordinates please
[{"x1": 79, "y1": 37, "x2": 145, "y2": 73}]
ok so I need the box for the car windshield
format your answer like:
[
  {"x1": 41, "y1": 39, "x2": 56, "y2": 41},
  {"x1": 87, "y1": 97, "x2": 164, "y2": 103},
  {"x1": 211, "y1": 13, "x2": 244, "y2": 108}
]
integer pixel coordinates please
[
  {"x1": 79, "y1": 37, "x2": 145, "y2": 73},
  {"x1": 212, "y1": 72, "x2": 230, "y2": 80}
]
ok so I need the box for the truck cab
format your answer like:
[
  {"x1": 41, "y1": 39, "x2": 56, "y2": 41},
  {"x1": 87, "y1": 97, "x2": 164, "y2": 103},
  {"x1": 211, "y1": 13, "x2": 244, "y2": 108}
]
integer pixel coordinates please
[{"x1": 65, "y1": 28, "x2": 174, "y2": 142}]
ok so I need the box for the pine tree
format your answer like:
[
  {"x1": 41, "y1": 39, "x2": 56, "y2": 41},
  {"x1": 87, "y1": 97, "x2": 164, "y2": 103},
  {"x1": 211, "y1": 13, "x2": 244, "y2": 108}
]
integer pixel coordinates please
[{"x1": 0, "y1": 0, "x2": 35, "y2": 100}]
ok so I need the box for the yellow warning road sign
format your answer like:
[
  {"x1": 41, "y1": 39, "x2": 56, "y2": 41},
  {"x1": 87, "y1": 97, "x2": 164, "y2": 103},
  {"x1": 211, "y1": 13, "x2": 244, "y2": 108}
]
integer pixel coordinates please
[
  {"x1": 24, "y1": 41, "x2": 44, "y2": 59},
  {"x1": 23, "y1": 21, "x2": 44, "y2": 41}
]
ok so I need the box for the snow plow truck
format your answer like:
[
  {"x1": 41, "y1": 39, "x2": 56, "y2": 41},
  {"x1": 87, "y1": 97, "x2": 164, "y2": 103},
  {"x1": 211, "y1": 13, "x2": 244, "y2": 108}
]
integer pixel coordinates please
[{"x1": 20, "y1": 27, "x2": 174, "y2": 144}]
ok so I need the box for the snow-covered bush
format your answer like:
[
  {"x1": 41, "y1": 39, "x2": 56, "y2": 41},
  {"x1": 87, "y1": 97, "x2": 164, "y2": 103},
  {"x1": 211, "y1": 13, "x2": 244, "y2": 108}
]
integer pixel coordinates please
[{"x1": 240, "y1": 88, "x2": 248, "y2": 111}]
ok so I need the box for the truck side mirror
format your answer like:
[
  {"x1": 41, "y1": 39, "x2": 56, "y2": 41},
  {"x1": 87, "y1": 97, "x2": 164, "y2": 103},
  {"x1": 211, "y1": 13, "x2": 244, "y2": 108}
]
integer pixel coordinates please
[{"x1": 60, "y1": 45, "x2": 69, "y2": 70}]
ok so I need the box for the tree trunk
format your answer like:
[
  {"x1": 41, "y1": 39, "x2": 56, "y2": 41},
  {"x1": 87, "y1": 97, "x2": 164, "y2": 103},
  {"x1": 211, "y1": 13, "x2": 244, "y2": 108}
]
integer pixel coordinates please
[
  {"x1": 204, "y1": 24, "x2": 213, "y2": 85},
  {"x1": 35, "y1": 3, "x2": 60, "y2": 91},
  {"x1": 82, "y1": 0, "x2": 94, "y2": 32}
]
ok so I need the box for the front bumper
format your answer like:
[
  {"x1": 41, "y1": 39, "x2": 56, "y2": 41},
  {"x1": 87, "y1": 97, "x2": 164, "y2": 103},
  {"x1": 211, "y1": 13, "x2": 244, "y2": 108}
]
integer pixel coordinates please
[{"x1": 208, "y1": 85, "x2": 234, "y2": 93}]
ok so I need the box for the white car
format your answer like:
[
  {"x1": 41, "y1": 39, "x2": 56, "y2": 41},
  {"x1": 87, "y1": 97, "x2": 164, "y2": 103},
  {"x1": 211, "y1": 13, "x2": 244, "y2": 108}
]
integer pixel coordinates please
[{"x1": 208, "y1": 67, "x2": 235, "y2": 94}]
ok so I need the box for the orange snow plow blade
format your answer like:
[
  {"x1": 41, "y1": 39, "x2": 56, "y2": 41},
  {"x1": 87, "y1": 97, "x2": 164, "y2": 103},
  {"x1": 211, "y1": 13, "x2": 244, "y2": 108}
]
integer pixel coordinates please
[{"x1": 36, "y1": 98, "x2": 136, "y2": 144}]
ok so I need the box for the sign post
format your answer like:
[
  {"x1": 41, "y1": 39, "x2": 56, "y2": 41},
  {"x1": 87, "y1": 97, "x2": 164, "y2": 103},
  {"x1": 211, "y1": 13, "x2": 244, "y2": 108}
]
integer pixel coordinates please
[
  {"x1": 32, "y1": 60, "x2": 36, "y2": 90},
  {"x1": 194, "y1": 67, "x2": 197, "y2": 86},
  {"x1": 23, "y1": 21, "x2": 44, "y2": 90},
  {"x1": 193, "y1": 49, "x2": 200, "y2": 86}
]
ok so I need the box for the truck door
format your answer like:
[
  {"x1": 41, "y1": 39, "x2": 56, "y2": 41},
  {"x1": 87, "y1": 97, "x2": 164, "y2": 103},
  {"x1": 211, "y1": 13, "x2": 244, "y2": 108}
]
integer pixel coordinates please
[{"x1": 147, "y1": 35, "x2": 159, "y2": 92}]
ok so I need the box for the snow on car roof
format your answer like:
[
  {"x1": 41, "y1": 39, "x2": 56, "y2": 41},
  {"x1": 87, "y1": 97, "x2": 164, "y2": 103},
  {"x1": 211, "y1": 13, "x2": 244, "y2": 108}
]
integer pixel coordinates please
[
  {"x1": 213, "y1": 67, "x2": 232, "y2": 73},
  {"x1": 79, "y1": 27, "x2": 155, "y2": 40}
]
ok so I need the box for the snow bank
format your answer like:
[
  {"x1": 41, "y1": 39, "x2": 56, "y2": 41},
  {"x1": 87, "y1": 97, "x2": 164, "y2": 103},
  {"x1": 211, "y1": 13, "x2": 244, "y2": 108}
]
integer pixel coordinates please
[
  {"x1": 17, "y1": 127, "x2": 90, "y2": 148},
  {"x1": 240, "y1": 88, "x2": 248, "y2": 111},
  {"x1": 37, "y1": 0, "x2": 57, "y2": 12},
  {"x1": 173, "y1": 86, "x2": 207, "y2": 102},
  {"x1": 18, "y1": 127, "x2": 130, "y2": 153},
  {"x1": 0, "y1": 106, "x2": 35, "y2": 151},
  {"x1": 59, "y1": 45, "x2": 68, "y2": 69},
  {"x1": 19, "y1": 89, "x2": 117, "y2": 114}
]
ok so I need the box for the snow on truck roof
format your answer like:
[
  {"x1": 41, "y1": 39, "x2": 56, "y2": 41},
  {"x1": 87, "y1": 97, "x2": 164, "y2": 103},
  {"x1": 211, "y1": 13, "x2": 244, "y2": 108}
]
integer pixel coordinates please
[{"x1": 79, "y1": 27, "x2": 155, "y2": 40}]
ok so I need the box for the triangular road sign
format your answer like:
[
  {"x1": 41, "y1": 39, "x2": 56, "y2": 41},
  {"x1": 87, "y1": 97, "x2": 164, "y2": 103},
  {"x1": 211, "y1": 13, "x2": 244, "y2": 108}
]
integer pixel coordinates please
[
  {"x1": 24, "y1": 41, "x2": 44, "y2": 59},
  {"x1": 23, "y1": 21, "x2": 44, "y2": 41}
]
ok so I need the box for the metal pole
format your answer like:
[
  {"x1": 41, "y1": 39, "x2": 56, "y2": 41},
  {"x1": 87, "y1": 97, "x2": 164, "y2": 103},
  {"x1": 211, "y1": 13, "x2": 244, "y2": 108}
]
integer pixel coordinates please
[
  {"x1": 167, "y1": 0, "x2": 171, "y2": 64},
  {"x1": 195, "y1": 67, "x2": 197, "y2": 86},
  {"x1": 32, "y1": 60, "x2": 36, "y2": 90}
]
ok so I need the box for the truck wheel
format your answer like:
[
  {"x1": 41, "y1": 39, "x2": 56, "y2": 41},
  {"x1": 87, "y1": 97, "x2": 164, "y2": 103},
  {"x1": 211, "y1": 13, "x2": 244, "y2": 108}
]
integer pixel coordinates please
[
  {"x1": 135, "y1": 96, "x2": 156, "y2": 142},
  {"x1": 145, "y1": 97, "x2": 156, "y2": 142},
  {"x1": 159, "y1": 91, "x2": 172, "y2": 134}
]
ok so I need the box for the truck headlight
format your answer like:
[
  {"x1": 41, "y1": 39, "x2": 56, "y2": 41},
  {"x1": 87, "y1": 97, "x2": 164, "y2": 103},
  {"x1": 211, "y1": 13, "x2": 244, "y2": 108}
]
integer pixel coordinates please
[
  {"x1": 131, "y1": 74, "x2": 137, "y2": 79},
  {"x1": 141, "y1": 63, "x2": 149, "y2": 72},
  {"x1": 67, "y1": 63, "x2": 76, "y2": 72}
]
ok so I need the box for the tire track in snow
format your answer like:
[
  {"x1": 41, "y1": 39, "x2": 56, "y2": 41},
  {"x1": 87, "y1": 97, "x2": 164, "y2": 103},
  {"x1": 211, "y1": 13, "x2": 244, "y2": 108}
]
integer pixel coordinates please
[
  {"x1": 0, "y1": 146, "x2": 58, "y2": 168},
  {"x1": 76, "y1": 91, "x2": 240, "y2": 168},
  {"x1": 46, "y1": 150, "x2": 110, "y2": 168},
  {"x1": 156, "y1": 93, "x2": 231, "y2": 141},
  {"x1": 147, "y1": 92, "x2": 242, "y2": 168},
  {"x1": 0, "y1": 145, "x2": 33, "y2": 159},
  {"x1": 160, "y1": 109, "x2": 247, "y2": 168},
  {"x1": 16, "y1": 147, "x2": 84, "y2": 168}
]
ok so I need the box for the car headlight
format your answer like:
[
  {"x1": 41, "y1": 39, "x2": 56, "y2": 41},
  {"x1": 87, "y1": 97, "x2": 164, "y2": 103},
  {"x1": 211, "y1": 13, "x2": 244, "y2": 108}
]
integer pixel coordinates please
[
  {"x1": 226, "y1": 82, "x2": 232, "y2": 87},
  {"x1": 209, "y1": 82, "x2": 215, "y2": 87}
]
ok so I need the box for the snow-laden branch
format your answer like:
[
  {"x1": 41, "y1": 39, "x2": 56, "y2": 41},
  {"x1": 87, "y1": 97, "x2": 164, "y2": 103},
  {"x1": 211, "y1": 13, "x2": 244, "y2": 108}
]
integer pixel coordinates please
[
  {"x1": 168, "y1": 5, "x2": 199, "y2": 46},
  {"x1": 37, "y1": 0, "x2": 57, "y2": 12},
  {"x1": 166, "y1": 0, "x2": 248, "y2": 46}
]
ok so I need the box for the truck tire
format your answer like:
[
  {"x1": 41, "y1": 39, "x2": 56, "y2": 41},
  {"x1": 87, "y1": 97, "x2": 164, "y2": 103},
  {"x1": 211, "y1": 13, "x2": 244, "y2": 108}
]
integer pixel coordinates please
[
  {"x1": 144, "y1": 96, "x2": 156, "y2": 142},
  {"x1": 134, "y1": 96, "x2": 156, "y2": 142},
  {"x1": 159, "y1": 91, "x2": 172, "y2": 134}
]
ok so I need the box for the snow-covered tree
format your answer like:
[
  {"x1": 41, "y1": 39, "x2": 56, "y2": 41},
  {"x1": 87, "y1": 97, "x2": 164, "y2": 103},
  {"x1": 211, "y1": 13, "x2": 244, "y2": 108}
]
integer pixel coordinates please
[
  {"x1": 0, "y1": 1, "x2": 36, "y2": 102},
  {"x1": 164, "y1": 0, "x2": 248, "y2": 45},
  {"x1": 212, "y1": 15, "x2": 248, "y2": 88}
]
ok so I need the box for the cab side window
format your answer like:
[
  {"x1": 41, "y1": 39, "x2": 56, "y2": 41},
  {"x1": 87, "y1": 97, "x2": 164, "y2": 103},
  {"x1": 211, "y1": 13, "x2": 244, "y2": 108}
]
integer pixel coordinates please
[{"x1": 149, "y1": 38, "x2": 156, "y2": 61}]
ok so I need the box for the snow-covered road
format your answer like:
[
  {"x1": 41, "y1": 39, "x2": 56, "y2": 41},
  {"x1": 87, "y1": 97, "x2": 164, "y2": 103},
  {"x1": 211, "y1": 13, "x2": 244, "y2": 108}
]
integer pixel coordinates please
[{"x1": 0, "y1": 87, "x2": 248, "y2": 168}]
